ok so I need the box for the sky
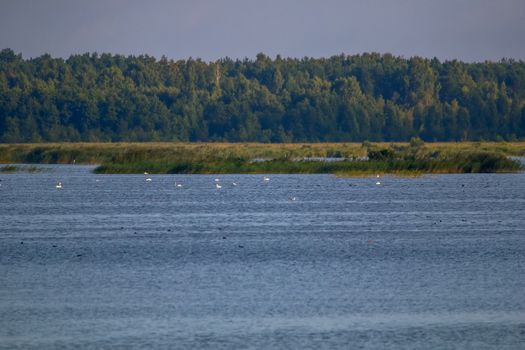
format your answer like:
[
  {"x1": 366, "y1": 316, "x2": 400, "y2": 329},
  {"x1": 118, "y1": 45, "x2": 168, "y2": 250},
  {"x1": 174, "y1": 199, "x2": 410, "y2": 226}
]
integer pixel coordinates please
[{"x1": 1, "y1": 0, "x2": 524, "y2": 62}]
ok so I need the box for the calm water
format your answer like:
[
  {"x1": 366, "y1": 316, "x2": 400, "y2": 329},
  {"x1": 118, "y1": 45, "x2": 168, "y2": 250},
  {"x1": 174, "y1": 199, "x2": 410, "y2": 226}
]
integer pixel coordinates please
[{"x1": 1, "y1": 166, "x2": 524, "y2": 349}]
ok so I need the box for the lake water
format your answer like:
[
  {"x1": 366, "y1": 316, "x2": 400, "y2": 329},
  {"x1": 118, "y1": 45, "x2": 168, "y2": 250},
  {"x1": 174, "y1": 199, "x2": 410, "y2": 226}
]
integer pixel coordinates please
[{"x1": 1, "y1": 165, "x2": 524, "y2": 349}]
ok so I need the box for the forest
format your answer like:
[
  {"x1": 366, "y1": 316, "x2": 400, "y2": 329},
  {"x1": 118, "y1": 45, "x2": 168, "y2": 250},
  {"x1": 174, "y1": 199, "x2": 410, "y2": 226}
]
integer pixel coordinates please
[{"x1": 1, "y1": 48, "x2": 525, "y2": 143}]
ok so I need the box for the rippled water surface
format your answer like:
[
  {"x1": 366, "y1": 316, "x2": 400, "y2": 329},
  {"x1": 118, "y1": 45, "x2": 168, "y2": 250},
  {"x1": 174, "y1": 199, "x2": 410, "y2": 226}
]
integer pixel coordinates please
[{"x1": 1, "y1": 165, "x2": 524, "y2": 349}]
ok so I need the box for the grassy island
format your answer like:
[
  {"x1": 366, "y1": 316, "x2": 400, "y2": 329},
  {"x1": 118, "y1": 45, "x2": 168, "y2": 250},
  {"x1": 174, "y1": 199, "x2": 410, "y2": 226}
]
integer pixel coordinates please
[
  {"x1": 0, "y1": 165, "x2": 42, "y2": 173},
  {"x1": 0, "y1": 140, "x2": 523, "y2": 175}
]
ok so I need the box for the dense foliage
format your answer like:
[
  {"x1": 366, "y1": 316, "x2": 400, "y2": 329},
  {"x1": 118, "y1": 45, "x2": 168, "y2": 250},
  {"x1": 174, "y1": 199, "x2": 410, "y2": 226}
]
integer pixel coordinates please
[{"x1": 1, "y1": 49, "x2": 525, "y2": 142}]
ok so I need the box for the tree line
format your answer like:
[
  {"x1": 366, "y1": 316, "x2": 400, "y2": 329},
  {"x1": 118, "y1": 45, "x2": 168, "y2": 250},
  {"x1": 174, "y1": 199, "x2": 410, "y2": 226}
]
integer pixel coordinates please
[{"x1": 1, "y1": 48, "x2": 524, "y2": 143}]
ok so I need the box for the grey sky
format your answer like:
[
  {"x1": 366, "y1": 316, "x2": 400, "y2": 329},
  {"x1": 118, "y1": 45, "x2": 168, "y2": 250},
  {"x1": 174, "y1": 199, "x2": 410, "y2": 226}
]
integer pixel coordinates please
[{"x1": 1, "y1": 0, "x2": 524, "y2": 62}]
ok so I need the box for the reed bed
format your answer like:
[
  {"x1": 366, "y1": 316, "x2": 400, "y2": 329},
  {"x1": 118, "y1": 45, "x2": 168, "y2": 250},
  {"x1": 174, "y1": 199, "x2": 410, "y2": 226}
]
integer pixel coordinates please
[{"x1": 0, "y1": 141, "x2": 523, "y2": 174}]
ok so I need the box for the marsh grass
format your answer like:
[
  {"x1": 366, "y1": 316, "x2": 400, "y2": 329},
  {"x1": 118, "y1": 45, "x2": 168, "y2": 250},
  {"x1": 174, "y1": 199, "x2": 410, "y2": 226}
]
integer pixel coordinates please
[
  {"x1": 0, "y1": 141, "x2": 523, "y2": 174},
  {"x1": 0, "y1": 165, "x2": 18, "y2": 172},
  {"x1": 0, "y1": 165, "x2": 43, "y2": 173}
]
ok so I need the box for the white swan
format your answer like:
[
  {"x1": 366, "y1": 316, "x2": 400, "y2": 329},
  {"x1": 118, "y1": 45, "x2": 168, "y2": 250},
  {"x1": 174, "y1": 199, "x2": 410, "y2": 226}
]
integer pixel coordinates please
[
  {"x1": 56, "y1": 182, "x2": 63, "y2": 189},
  {"x1": 145, "y1": 178, "x2": 152, "y2": 182},
  {"x1": 176, "y1": 183, "x2": 182, "y2": 188},
  {"x1": 376, "y1": 181, "x2": 381, "y2": 185},
  {"x1": 214, "y1": 178, "x2": 220, "y2": 182},
  {"x1": 263, "y1": 176, "x2": 270, "y2": 181},
  {"x1": 216, "y1": 183, "x2": 222, "y2": 189}
]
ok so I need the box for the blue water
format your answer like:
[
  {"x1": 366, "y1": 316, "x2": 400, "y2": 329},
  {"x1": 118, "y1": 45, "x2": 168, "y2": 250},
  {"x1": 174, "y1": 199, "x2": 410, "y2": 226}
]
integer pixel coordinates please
[{"x1": 1, "y1": 166, "x2": 524, "y2": 349}]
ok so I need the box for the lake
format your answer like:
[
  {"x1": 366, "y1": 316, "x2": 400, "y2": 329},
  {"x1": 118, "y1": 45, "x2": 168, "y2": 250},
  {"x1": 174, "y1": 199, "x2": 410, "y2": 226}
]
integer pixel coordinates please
[{"x1": 1, "y1": 165, "x2": 524, "y2": 349}]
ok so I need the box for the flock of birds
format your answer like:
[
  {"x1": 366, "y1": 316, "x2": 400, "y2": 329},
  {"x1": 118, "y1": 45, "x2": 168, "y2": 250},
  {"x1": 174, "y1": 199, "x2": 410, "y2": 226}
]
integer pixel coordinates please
[
  {"x1": 141, "y1": 172, "x2": 271, "y2": 190},
  {"x1": 52, "y1": 173, "x2": 383, "y2": 197},
  {"x1": 0, "y1": 172, "x2": 381, "y2": 204},
  {"x1": 52, "y1": 174, "x2": 274, "y2": 190}
]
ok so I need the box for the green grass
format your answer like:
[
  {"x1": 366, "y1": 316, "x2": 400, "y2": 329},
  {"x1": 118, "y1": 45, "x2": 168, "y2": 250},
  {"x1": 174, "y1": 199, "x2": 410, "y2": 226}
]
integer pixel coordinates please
[
  {"x1": 0, "y1": 165, "x2": 18, "y2": 172},
  {"x1": 0, "y1": 141, "x2": 523, "y2": 175},
  {"x1": 93, "y1": 152, "x2": 521, "y2": 175},
  {"x1": 0, "y1": 165, "x2": 42, "y2": 173}
]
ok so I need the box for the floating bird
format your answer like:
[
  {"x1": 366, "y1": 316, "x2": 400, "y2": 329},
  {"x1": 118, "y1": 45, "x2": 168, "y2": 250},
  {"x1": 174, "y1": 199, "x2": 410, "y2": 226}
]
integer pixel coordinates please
[
  {"x1": 145, "y1": 178, "x2": 152, "y2": 182},
  {"x1": 215, "y1": 183, "x2": 222, "y2": 189},
  {"x1": 144, "y1": 172, "x2": 149, "y2": 175},
  {"x1": 232, "y1": 182, "x2": 237, "y2": 186},
  {"x1": 376, "y1": 174, "x2": 380, "y2": 178},
  {"x1": 176, "y1": 183, "x2": 183, "y2": 188},
  {"x1": 376, "y1": 181, "x2": 381, "y2": 185},
  {"x1": 56, "y1": 182, "x2": 63, "y2": 189},
  {"x1": 215, "y1": 178, "x2": 220, "y2": 182},
  {"x1": 263, "y1": 176, "x2": 270, "y2": 181},
  {"x1": 289, "y1": 197, "x2": 297, "y2": 201}
]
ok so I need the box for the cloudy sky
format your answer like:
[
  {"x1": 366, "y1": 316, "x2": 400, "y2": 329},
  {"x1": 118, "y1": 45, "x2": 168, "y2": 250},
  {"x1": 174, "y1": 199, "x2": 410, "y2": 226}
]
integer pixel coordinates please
[{"x1": 1, "y1": 0, "x2": 524, "y2": 62}]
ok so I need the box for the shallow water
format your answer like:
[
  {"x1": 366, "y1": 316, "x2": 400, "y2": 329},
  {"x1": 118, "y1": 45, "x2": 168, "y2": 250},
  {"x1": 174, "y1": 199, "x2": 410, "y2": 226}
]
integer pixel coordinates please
[{"x1": 1, "y1": 166, "x2": 524, "y2": 349}]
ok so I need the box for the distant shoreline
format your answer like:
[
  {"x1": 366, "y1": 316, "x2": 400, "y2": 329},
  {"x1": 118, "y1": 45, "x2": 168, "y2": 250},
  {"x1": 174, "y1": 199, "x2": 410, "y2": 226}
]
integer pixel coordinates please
[{"x1": 1, "y1": 141, "x2": 524, "y2": 175}]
